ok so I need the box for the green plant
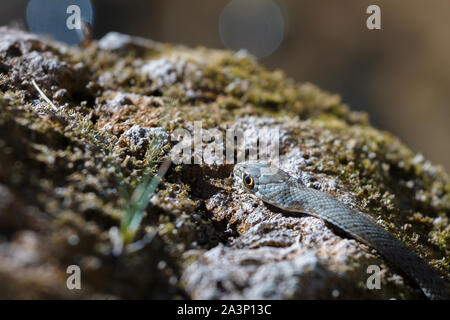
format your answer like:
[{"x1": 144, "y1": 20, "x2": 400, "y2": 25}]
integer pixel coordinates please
[{"x1": 119, "y1": 133, "x2": 167, "y2": 244}]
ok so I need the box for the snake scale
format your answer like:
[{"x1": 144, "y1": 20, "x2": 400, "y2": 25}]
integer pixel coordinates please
[{"x1": 234, "y1": 161, "x2": 449, "y2": 300}]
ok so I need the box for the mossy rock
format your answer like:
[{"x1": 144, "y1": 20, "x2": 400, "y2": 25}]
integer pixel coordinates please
[{"x1": 0, "y1": 28, "x2": 448, "y2": 299}]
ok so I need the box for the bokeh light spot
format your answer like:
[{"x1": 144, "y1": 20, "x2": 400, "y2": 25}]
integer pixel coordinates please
[
  {"x1": 26, "y1": 0, "x2": 93, "y2": 45},
  {"x1": 219, "y1": 0, "x2": 285, "y2": 59}
]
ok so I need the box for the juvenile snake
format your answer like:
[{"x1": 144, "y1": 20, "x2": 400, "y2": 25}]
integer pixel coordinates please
[{"x1": 234, "y1": 161, "x2": 449, "y2": 299}]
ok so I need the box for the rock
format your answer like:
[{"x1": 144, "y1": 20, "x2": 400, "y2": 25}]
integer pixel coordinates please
[
  {"x1": 98, "y1": 32, "x2": 163, "y2": 54},
  {"x1": 0, "y1": 27, "x2": 448, "y2": 299}
]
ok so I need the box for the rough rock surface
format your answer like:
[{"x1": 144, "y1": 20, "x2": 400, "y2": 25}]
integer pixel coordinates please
[{"x1": 0, "y1": 27, "x2": 449, "y2": 299}]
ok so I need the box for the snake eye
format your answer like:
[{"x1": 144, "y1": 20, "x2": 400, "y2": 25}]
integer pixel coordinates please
[{"x1": 243, "y1": 174, "x2": 254, "y2": 189}]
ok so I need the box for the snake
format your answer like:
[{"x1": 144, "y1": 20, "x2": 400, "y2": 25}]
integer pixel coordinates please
[{"x1": 233, "y1": 161, "x2": 449, "y2": 300}]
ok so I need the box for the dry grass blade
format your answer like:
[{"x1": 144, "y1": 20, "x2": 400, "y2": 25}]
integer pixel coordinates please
[{"x1": 31, "y1": 79, "x2": 59, "y2": 112}]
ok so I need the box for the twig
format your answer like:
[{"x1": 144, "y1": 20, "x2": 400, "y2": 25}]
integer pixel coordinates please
[{"x1": 31, "y1": 79, "x2": 59, "y2": 112}]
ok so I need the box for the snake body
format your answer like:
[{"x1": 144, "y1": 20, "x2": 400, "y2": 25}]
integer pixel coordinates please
[{"x1": 234, "y1": 161, "x2": 449, "y2": 299}]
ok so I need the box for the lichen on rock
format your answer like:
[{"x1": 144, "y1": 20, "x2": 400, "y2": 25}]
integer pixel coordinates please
[{"x1": 0, "y1": 28, "x2": 448, "y2": 299}]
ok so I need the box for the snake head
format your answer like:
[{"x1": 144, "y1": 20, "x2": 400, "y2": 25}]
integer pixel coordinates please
[{"x1": 233, "y1": 161, "x2": 293, "y2": 199}]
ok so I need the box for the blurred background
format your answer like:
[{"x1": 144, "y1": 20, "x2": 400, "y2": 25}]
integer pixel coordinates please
[{"x1": 2, "y1": 0, "x2": 449, "y2": 170}]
